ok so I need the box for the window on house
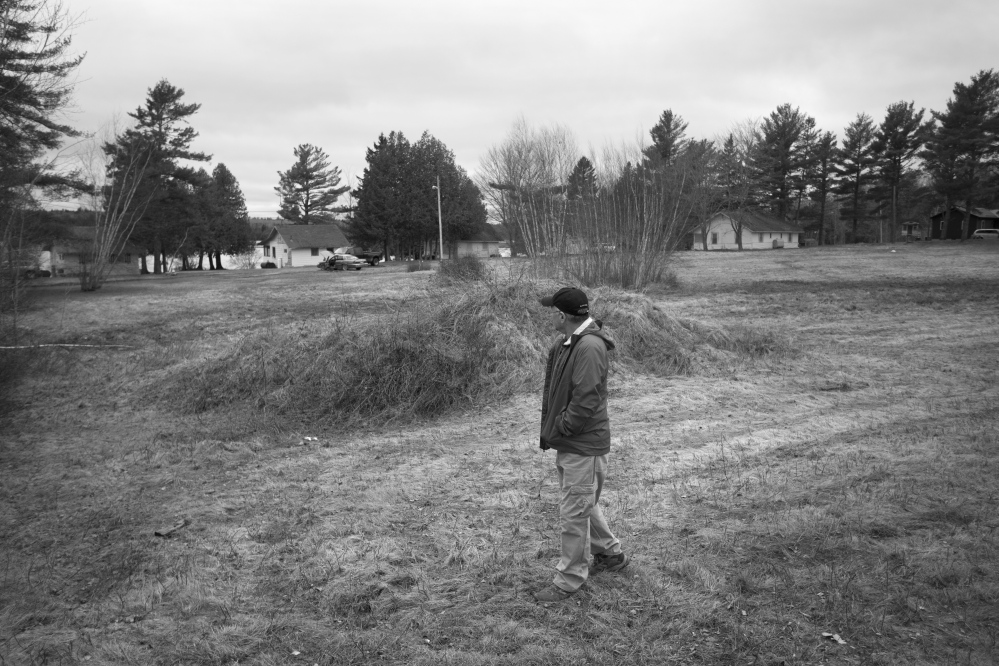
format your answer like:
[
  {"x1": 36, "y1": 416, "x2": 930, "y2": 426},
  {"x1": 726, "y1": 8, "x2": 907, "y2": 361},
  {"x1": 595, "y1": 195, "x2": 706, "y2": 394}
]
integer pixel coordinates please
[
  {"x1": 758, "y1": 233, "x2": 763, "y2": 243},
  {"x1": 311, "y1": 248, "x2": 319, "y2": 256},
  {"x1": 711, "y1": 232, "x2": 718, "y2": 245}
]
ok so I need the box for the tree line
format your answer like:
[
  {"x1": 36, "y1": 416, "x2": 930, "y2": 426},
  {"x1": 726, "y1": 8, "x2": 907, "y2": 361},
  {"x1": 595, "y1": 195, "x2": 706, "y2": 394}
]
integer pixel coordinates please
[
  {"x1": 3, "y1": 0, "x2": 996, "y2": 296},
  {"x1": 480, "y1": 69, "x2": 999, "y2": 285},
  {"x1": 270, "y1": 131, "x2": 487, "y2": 262},
  {"x1": 1, "y1": 1, "x2": 255, "y2": 292}
]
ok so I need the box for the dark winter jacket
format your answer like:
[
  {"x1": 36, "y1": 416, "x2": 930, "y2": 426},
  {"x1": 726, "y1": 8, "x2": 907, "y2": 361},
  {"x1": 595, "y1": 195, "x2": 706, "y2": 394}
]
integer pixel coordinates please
[{"x1": 540, "y1": 320, "x2": 615, "y2": 456}]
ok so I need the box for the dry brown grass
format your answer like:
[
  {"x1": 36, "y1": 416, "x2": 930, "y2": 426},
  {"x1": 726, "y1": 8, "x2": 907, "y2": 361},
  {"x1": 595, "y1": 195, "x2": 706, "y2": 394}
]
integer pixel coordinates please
[{"x1": 1, "y1": 242, "x2": 998, "y2": 665}]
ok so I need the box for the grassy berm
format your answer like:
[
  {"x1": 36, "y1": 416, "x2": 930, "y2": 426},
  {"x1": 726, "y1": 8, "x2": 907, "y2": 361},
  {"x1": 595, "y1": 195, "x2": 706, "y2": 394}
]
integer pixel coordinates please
[{"x1": 1, "y1": 244, "x2": 997, "y2": 665}]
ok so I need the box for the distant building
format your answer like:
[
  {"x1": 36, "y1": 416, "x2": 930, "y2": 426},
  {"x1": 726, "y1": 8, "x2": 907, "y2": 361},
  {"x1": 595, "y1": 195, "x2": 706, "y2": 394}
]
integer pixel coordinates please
[
  {"x1": 47, "y1": 226, "x2": 144, "y2": 276},
  {"x1": 929, "y1": 204, "x2": 999, "y2": 239},
  {"x1": 449, "y1": 220, "x2": 503, "y2": 259},
  {"x1": 693, "y1": 211, "x2": 804, "y2": 250},
  {"x1": 261, "y1": 223, "x2": 349, "y2": 267}
]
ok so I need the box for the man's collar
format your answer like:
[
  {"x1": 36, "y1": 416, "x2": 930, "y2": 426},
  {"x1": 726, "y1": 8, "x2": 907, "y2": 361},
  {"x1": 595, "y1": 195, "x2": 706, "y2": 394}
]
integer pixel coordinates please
[{"x1": 563, "y1": 317, "x2": 594, "y2": 345}]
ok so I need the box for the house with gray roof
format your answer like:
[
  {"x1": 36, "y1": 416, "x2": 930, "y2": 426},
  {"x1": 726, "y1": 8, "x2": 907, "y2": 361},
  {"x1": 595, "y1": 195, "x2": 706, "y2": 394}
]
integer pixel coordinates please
[
  {"x1": 449, "y1": 220, "x2": 503, "y2": 258},
  {"x1": 929, "y1": 204, "x2": 999, "y2": 240},
  {"x1": 694, "y1": 211, "x2": 804, "y2": 250},
  {"x1": 261, "y1": 223, "x2": 349, "y2": 267}
]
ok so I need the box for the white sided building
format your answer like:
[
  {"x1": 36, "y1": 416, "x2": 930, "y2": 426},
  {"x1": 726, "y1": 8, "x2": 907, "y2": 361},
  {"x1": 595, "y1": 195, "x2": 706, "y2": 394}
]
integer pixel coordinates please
[
  {"x1": 261, "y1": 223, "x2": 350, "y2": 268},
  {"x1": 693, "y1": 211, "x2": 805, "y2": 250}
]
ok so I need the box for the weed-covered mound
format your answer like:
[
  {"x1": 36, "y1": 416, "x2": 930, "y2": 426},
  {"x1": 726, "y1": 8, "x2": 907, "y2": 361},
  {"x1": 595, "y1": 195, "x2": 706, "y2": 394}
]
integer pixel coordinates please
[
  {"x1": 178, "y1": 281, "x2": 550, "y2": 429},
  {"x1": 172, "y1": 281, "x2": 790, "y2": 430},
  {"x1": 589, "y1": 287, "x2": 793, "y2": 375}
]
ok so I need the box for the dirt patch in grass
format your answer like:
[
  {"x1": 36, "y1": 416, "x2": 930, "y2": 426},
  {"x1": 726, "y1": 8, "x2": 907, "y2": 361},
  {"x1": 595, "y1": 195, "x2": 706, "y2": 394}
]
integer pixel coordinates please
[{"x1": 2, "y1": 245, "x2": 998, "y2": 664}]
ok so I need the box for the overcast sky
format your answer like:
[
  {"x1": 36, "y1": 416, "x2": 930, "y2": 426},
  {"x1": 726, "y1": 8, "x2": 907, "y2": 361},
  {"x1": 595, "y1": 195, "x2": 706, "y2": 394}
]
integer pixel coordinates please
[{"x1": 63, "y1": 0, "x2": 997, "y2": 217}]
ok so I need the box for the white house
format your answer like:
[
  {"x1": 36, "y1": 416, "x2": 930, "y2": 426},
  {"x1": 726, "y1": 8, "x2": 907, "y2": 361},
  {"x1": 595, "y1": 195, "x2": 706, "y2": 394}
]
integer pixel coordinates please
[
  {"x1": 693, "y1": 211, "x2": 804, "y2": 250},
  {"x1": 449, "y1": 221, "x2": 503, "y2": 258},
  {"x1": 261, "y1": 224, "x2": 350, "y2": 268}
]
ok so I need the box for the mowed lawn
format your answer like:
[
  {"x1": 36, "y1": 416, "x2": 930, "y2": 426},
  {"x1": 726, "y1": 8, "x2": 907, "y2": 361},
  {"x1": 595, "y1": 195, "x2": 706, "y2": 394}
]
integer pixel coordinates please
[{"x1": 1, "y1": 243, "x2": 997, "y2": 665}]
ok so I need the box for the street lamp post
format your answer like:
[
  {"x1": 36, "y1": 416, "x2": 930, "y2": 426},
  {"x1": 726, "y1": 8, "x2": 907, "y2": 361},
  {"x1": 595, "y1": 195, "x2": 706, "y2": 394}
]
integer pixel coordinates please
[{"x1": 432, "y1": 176, "x2": 444, "y2": 262}]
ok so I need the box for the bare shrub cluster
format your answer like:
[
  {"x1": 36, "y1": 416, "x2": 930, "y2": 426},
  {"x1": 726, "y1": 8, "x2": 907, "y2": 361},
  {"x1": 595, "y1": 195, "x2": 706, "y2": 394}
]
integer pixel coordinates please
[{"x1": 479, "y1": 120, "x2": 711, "y2": 290}]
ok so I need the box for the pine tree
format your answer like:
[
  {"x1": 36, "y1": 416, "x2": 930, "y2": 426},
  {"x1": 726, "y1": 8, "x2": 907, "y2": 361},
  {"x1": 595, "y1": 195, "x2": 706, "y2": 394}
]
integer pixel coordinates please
[
  {"x1": 410, "y1": 132, "x2": 485, "y2": 257},
  {"x1": 717, "y1": 128, "x2": 763, "y2": 250},
  {"x1": 927, "y1": 70, "x2": 999, "y2": 239},
  {"x1": 275, "y1": 144, "x2": 349, "y2": 224},
  {"x1": 0, "y1": 0, "x2": 83, "y2": 192},
  {"x1": 808, "y1": 131, "x2": 838, "y2": 245},
  {"x1": 566, "y1": 157, "x2": 597, "y2": 200},
  {"x1": 110, "y1": 79, "x2": 211, "y2": 273},
  {"x1": 834, "y1": 113, "x2": 877, "y2": 243},
  {"x1": 205, "y1": 163, "x2": 251, "y2": 268},
  {"x1": 758, "y1": 103, "x2": 818, "y2": 220},
  {"x1": 644, "y1": 109, "x2": 689, "y2": 167},
  {"x1": 871, "y1": 101, "x2": 927, "y2": 241},
  {"x1": 348, "y1": 132, "x2": 412, "y2": 256},
  {"x1": 351, "y1": 131, "x2": 485, "y2": 259}
]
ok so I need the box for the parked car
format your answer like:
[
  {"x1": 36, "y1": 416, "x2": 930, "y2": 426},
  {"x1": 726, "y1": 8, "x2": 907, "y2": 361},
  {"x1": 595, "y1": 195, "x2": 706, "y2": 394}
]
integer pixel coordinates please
[
  {"x1": 319, "y1": 254, "x2": 364, "y2": 271},
  {"x1": 334, "y1": 246, "x2": 382, "y2": 265},
  {"x1": 970, "y1": 229, "x2": 999, "y2": 240}
]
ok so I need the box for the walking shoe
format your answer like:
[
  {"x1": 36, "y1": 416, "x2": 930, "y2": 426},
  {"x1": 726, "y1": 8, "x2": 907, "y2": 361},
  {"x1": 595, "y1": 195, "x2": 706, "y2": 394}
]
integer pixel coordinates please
[
  {"x1": 533, "y1": 585, "x2": 577, "y2": 603},
  {"x1": 590, "y1": 551, "x2": 630, "y2": 573}
]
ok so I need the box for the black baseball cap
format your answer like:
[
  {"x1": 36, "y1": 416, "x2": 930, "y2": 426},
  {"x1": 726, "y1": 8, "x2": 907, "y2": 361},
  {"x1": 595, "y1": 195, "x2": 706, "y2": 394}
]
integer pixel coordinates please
[{"x1": 540, "y1": 287, "x2": 589, "y2": 316}]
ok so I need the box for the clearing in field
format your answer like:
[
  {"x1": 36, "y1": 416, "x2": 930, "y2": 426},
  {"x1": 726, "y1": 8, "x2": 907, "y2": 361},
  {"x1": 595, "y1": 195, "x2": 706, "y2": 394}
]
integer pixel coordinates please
[{"x1": 1, "y1": 243, "x2": 997, "y2": 665}]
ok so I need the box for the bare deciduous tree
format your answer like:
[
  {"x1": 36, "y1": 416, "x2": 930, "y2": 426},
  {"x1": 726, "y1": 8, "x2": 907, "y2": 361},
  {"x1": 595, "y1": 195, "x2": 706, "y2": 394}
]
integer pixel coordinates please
[
  {"x1": 480, "y1": 118, "x2": 713, "y2": 288},
  {"x1": 76, "y1": 124, "x2": 153, "y2": 291},
  {"x1": 478, "y1": 117, "x2": 578, "y2": 261}
]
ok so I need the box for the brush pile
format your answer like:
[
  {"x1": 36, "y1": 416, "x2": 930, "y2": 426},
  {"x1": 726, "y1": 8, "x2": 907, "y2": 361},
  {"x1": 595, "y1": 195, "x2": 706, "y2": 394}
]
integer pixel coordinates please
[{"x1": 174, "y1": 279, "x2": 791, "y2": 430}]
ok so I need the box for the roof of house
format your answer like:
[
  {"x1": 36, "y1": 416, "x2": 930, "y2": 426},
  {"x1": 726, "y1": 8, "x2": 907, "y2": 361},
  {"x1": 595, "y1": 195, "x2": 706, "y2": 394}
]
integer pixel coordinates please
[
  {"x1": 930, "y1": 204, "x2": 999, "y2": 220},
  {"x1": 266, "y1": 223, "x2": 349, "y2": 249},
  {"x1": 461, "y1": 220, "x2": 503, "y2": 243},
  {"x1": 710, "y1": 211, "x2": 805, "y2": 234}
]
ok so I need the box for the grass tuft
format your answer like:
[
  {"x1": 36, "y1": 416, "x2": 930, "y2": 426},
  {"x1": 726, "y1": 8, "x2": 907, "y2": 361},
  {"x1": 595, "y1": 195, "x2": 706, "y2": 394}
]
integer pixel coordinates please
[{"x1": 435, "y1": 255, "x2": 489, "y2": 283}]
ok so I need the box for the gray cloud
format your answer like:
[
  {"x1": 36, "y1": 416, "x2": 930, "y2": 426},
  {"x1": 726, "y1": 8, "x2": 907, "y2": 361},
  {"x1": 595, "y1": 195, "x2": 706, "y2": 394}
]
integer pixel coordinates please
[{"x1": 68, "y1": 0, "x2": 998, "y2": 216}]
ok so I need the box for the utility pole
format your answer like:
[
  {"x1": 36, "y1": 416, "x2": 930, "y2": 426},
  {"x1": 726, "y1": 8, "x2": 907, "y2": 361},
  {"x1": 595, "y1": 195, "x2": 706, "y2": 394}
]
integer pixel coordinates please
[{"x1": 433, "y1": 176, "x2": 444, "y2": 261}]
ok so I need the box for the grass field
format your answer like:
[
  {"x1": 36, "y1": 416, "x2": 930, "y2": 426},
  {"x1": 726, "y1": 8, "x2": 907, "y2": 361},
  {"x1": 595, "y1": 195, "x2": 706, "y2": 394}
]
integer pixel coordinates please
[{"x1": 1, "y1": 243, "x2": 998, "y2": 665}]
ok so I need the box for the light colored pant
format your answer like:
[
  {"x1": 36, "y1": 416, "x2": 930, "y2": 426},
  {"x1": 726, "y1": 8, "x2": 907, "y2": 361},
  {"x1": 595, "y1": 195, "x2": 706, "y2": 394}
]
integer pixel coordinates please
[{"x1": 553, "y1": 451, "x2": 622, "y2": 592}]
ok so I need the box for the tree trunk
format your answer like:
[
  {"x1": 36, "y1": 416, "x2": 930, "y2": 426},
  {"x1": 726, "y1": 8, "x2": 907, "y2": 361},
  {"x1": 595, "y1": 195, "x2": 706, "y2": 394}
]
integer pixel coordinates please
[
  {"x1": 962, "y1": 198, "x2": 972, "y2": 241},
  {"x1": 214, "y1": 250, "x2": 223, "y2": 269},
  {"x1": 890, "y1": 185, "x2": 897, "y2": 243},
  {"x1": 197, "y1": 250, "x2": 204, "y2": 270},
  {"x1": 152, "y1": 238, "x2": 162, "y2": 274},
  {"x1": 140, "y1": 254, "x2": 149, "y2": 274},
  {"x1": 818, "y1": 191, "x2": 827, "y2": 245}
]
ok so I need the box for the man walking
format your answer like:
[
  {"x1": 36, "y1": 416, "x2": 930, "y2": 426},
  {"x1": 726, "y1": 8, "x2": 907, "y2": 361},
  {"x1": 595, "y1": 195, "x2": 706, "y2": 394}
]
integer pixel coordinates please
[{"x1": 535, "y1": 287, "x2": 628, "y2": 603}]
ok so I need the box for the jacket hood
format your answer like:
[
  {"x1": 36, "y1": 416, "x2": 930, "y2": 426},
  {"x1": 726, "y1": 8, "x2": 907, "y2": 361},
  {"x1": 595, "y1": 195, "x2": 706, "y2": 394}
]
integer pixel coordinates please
[{"x1": 574, "y1": 319, "x2": 615, "y2": 351}]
